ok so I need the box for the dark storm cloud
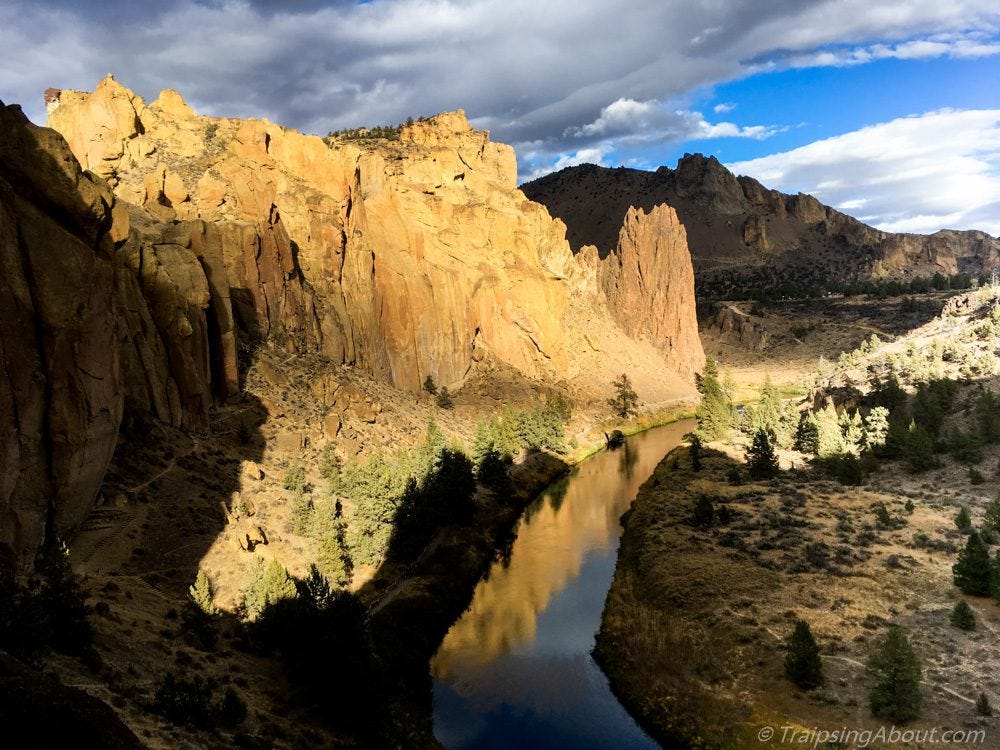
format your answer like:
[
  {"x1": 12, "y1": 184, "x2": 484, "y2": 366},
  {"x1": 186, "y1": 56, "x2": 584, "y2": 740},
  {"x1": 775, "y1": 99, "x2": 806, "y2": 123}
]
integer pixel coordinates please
[{"x1": 1, "y1": 0, "x2": 998, "y2": 179}]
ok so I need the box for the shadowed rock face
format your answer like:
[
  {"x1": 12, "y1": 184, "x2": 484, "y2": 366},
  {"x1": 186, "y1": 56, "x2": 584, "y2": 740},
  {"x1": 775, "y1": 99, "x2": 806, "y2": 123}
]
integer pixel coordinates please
[
  {"x1": 521, "y1": 157, "x2": 1000, "y2": 293},
  {"x1": 0, "y1": 101, "x2": 123, "y2": 567}
]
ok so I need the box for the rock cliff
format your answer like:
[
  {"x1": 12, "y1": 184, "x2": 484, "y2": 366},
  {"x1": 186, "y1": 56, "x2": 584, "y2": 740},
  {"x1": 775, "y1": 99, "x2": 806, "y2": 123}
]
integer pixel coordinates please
[
  {"x1": 0, "y1": 77, "x2": 706, "y2": 566},
  {"x1": 522, "y1": 156, "x2": 1000, "y2": 297},
  {"x1": 46, "y1": 76, "x2": 703, "y2": 397},
  {"x1": 0, "y1": 101, "x2": 124, "y2": 567},
  {"x1": 594, "y1": 205, "x2": 704, "y2": 377}
]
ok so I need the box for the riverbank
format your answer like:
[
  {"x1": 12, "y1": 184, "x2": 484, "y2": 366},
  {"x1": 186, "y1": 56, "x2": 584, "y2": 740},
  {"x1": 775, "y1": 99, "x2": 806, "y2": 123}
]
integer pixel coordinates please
[
  {"x1": 372, "y1": 404, "x2": 697, "y2": 747},
  {"x1": 595, "y1": 439, "x2": 1000, "y2": 749}
]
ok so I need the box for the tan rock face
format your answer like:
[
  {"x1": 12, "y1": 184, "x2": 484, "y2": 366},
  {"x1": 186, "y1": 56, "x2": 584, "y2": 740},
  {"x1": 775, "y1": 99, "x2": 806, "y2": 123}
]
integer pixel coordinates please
[
  {"x1": 599, "y1": 206, "x2": 705, "y2": 378},
  {"x1": 47, "y1": 78, "x2": 704, "y2": 398},
  {"x1": 0, "y1": 101, "x2": 123, "y2": 567}
]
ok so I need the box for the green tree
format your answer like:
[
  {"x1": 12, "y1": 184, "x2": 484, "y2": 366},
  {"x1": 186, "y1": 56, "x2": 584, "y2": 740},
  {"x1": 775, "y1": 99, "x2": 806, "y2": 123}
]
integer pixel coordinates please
[
  {"x1": 953, "y1": 531, "x2": 992, "y2": 596},
  {"x1": 784, "y1": 619, "x2": 823, "y2": 690},
  {"x1": 691, "y1": 495, "x2": 714, "y2": 528},
  {"x1": 863, "y1": 406, "x2": 890, "y2": 450},
  {"x1": 903, "y1": 421, "x2": 937, "y2": 471},
  {"x1": 984, "y1": 496, "x2": 1000, "y2": 534},
  {"x1": 241, "y1": 559, "x2": 298, "y2": 621},
  {"x1": 794, "y1": 411, "x2": 820, "y2": 454},
  {"x1": 282, "y1": 463, "x2": 307, "y2": 493},
  {"x1": 189, "y1": 570, "x2": 217, "y2": 616},
  {"x1": 690, "y1": 435, "x2": 703, "y2": 472},
  {"x1": 746, "y1": 428, "x2": 779, "y2": 479},
  {"x1": 955, "y1": 505, "x2": 973, "y2": 533},
  {"x1": 608, "y1": 373, "x2": 639, "y2": 419},
  {"x1": 949, "y1": 600, "x2": 976, "y2": 631},
  {"x1": 695, "y1": 357, "x2": 733, "y2": 440},
  {"x1": 815, "y1": 402, "x2": 845, "y2": 458},
  {"x1": 867, "y1": 627, "x2": 922, "y2": 723}
]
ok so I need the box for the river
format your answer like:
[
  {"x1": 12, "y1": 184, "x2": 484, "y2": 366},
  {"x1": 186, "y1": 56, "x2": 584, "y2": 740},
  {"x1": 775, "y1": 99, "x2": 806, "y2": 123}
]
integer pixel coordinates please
[{"x1": 431, "y1": 420, "x2": 693, "y2": 749}]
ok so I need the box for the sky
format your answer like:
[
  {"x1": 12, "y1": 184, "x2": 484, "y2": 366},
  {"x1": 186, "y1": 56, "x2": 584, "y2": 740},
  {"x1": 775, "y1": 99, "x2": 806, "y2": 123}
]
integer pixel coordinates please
[{"x1": 0, "y1": 0, "x2": 998, "y2": 235}]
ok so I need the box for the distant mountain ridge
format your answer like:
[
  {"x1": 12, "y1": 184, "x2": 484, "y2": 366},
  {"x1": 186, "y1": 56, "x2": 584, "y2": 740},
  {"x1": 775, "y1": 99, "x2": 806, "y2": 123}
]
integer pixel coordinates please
[{"x1": 521, "y1": 156, "x2": 1000, "y2": 298}]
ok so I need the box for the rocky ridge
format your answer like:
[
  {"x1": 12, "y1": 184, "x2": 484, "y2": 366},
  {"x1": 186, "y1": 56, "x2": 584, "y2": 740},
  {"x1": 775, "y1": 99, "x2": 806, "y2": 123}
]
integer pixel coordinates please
[{"x1": 521, "y1": 157, "x2": 1000, "y2": 295}]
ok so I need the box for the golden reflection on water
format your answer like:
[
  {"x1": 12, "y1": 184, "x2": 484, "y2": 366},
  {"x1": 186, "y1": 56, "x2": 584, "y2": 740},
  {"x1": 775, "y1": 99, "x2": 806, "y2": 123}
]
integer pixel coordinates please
[{"x1": 432, "y1": 420, "x2": 692, "y2": 681}]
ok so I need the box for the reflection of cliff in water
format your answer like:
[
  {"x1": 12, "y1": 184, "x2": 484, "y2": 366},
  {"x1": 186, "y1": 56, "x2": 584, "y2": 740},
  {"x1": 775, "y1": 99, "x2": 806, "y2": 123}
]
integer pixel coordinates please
[{"x1": 432, "y1": 421, "x2": 692, "y2": 682}]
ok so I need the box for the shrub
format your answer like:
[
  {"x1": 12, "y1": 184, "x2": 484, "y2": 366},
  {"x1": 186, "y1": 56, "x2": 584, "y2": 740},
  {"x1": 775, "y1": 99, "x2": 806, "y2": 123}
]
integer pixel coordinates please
[
  {"x1": 153, "y1": 672, "x2": 216, "y2": 728},
  {"x1": 954, "y1": 505, "x2": 973, "y2": 532},
  {"x1": 691, "y1": 495, "x2": 714, "y2": 528},
  {"x1": 949, "y1": 600, "x2": 976, "y2": 631},
  {"x1": 282, "y1": 463, "x2": 307, "y2": 493},
  {"x1": 690, "y1": 435, "x2": 703, "y2": 472},
  {"x1": 436, "y1": 386, "x2": 454, "y2": 409},
  {"x1": 977, "y1": 693, "x2": 993, "y2": 717},
  {"x1": 423, "y1": 375, "x2": 437, "y2": 395}
]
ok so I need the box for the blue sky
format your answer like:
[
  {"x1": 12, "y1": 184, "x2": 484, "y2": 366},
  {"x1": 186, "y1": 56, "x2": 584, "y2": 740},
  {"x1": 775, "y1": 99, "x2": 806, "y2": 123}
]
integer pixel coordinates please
[{"x1": 0, "y1": 0, "x2": 997, "y2": 234}]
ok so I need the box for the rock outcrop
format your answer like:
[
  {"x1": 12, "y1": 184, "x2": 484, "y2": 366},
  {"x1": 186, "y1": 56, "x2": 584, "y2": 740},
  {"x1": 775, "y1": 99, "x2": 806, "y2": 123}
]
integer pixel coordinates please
[
  {"x1": 46, "y1": 76, "x2": 704, "y2": 396},
  {"x1": 595, "y1": 205, "x2": 704, "y2": 377},
  {"x1": 522, "y1": 156, "x2": 1000, "y2": 296}
]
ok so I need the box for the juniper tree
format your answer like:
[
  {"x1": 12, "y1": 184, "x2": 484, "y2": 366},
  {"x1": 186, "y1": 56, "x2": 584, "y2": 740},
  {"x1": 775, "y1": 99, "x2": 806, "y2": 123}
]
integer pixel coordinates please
[
  {"x1": 189, "y1": 569, "x2": 217, "y2": 616},
  {"x1": 746, "y1": 428, "x2": 779, "y2": 479},
  {"x1": 953, "y1": 531, "x2": 991, "y2": 596},
  {"x1": 690, "y1": 435, "x2": 703, "y2": 472},
  {"x1": 784, "y1": 619, "x2": 823, "y2": 690},
  {"x1": 984, "y1": 496, "x2": 1000, "y2": 534},
  {"x1": 955, "y1": 505, "x2": 973, "y2": 533},
  {"x1": 609, "y1": 373, "x2": 639, "y2": 419},
  {"x1": 422, "y1": 375, "x2": 437, "y2": 395},
  {"x1": 867, "y1": 627, "x2": 922, "y2": 723},
  {"x1": 949, "y1": 600, "x2": 976, "y2": 631},
  {"x1": 436, "y1": 386, "x2": 454, "y2": 409},
  {"x1": 695, "y1": 357, "x2": 732, "y2": 440}
]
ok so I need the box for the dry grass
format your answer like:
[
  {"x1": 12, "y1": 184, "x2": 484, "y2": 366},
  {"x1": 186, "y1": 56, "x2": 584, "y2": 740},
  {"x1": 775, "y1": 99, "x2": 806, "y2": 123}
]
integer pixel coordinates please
[{"x1": 599, "y1": 444, "x2": 1000, "y2": 749}]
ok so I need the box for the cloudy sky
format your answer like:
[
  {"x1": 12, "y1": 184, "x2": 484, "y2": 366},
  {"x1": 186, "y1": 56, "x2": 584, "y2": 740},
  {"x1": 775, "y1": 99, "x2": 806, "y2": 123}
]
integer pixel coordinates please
[{"x1": 1, "y1": 0, "x2": 998, "y2": 234}]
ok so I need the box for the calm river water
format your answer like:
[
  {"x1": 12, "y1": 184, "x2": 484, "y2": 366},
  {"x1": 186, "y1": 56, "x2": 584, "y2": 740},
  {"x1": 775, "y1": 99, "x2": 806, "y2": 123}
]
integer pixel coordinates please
[{"x1": 432, "y1": 420, "x2": 693, "y2": 749}]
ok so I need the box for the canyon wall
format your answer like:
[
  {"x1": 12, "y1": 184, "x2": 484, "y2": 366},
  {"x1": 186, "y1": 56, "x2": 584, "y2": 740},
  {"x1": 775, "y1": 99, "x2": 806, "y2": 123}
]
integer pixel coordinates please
[
  {"x1": 0, "y1": 77, "x2": 705, "y2": 566},
  {"x1": 46, "y1": 76, "x2": 704, "y2": 396}
]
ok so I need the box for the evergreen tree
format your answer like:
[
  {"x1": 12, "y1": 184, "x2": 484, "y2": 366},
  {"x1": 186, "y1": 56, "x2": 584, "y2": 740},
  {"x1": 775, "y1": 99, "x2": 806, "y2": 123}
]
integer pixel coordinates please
[
  {"x1": 784, "y1": 619, "x2": 823, "y2": 690},
  {"x1": 991, "y1": 551, "x2": 1000, "y2": 603},
  {"x1": 874, "y1": 502, "x2": 894, "y2": 529},
  {"x1": 189, "y1": 569, "x2": 217, "y2": 616},
  {"x1": 746, "y1": 428, "x2": 779, "y2": 479},
  {"x1": 609, "y1": 373, "x2": 639, "y2": 419},
  {"x1": 903, "y1": 421, "x2": 936, "y2": 471},
  {"x1": 690, "y1": 435, "x2": 703, "y2": 472},
  {"x1": 241, "y1": 559, "x2": 298, "y2": 621},
  {"x1": 949, "y1": 600, "x2": 976, "y2": 631},
  {"x1": 794, "y1": 411, "x2": 820, "y2": 454},
  {"x1": 953, "y1": 531, "x2": 991, "y2": 596},
  {"x1": 867, "y1": 627, "x2": 922, "y2": 723},
  {"x1": 695, "y1": 357, "x2": 732, "y2": 440},
  {"x1": 984, "y1": 496, "x2": 1000, "y2": 534},
  {"x1": 863, "y1": 406, "x2": 890, "y2": 450},
  {"x1": 977, "y1": 693, "x2": 993, "y2": 717},
  {"x1": 815, "y1": 401, "x2": 845, "y2": 458},
  {"x1": 955, "y1": 505, "x2": 973, "y2": 533},
  {"x1": 691, "y1": 495, "x2": 714, "y2": 528},
  {"x1": 301, "y1": 564, "x2": 334, "y2": 609},
  {"x1": 840, "y1": 410, "x2": 865, "y2": 454}
]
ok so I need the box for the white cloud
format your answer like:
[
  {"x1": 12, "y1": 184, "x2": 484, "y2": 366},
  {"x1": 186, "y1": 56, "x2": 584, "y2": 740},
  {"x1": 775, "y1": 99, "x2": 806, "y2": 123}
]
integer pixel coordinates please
[
  {"x1": 727, "y1": 109, "x2": 1000, "y2": 235},
  {"x1": 713, "y1": 102, "x2": 736, "y2": 113},
  {"x1": 0, "y1": 0, "x2": 998, "y2": 224}
]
